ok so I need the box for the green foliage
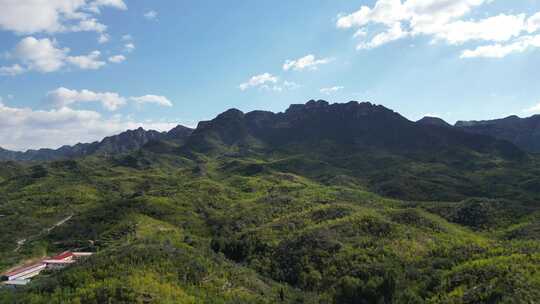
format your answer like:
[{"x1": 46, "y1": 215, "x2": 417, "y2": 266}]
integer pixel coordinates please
[{"x1": 0, "y1": 146, "x2": 539, "y2": 303}]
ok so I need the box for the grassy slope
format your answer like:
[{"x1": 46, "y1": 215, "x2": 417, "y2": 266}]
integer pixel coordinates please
[{"x1": 0, "y1": 149, "x2": 538, "y2": 303}]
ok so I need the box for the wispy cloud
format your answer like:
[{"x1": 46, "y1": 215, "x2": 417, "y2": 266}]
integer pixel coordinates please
[
  {"x1": 144, "y1": 10, "x2": 158, "y2": 20},
  {"x1": 283, "y1": 54, "x2": 333, "y2": 71},
  {"x1": 239, "y1": 73, "x2": 278, "y2": 91},
  {"x1": 320, "y1": 86, "x2": 344, "y2": 95}
]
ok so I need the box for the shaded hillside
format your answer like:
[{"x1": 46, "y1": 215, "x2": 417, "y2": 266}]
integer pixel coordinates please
[
  {"x1": 186, "y1": 100, "x2": 522, "y2": 158},
  {"x1": 456, "y1": 115, "x2": 540, "y2": 153},
  {"x1": 183, "y1": 100, "x2": 534, "y2": 202},
  {"x1": 417, "y1": 116, "x2": 452, "y2": 128}
]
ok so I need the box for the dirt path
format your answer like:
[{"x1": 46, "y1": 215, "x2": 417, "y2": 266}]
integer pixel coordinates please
[{"x1": 14, "y1": 214, "x2": 74, "y2": 252}]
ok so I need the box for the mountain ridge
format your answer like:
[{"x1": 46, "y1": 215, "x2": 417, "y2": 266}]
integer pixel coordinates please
[
  {"x1": 183, "y1": 100, "x2": 523, "y2": 160},
  {"x1": 2, "y1": 100, "x2": 537, "y2": 161},
  {"x1": 0, "y1": 125, "x2": 193, "y2": 161},
  {"x1": 456, "y1": 114, "x2": 540, "y2": 152}
]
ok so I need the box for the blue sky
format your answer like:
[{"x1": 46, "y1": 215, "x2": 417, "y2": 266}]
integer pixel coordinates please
[{"x1": 0, "y1": 0, "x2": 540, "y2": 150}]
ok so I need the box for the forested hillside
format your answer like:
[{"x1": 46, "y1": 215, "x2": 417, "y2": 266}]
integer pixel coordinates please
[{"x1": 1, "y1": 101, "x2": 539, "y2": 303}]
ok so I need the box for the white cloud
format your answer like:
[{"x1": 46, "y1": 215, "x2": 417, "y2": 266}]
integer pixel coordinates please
[
  {"x1": 461, "y1": 34, "x2": 540, "y2": 58},
  {"x1": 66, "y1": 50, "x2": 106, "y2": 70},
  {"x1": 144, "y1": 10, "x2": 158, "y2": 20},
  {"x1": 71, "y1": 18, "x2": 107, "y2": 33},
  {"x1": 121, "y1": 34, "x2": 133, "y2": 41},
  {"x1": 12, "y1": 37, "x2": 69, "y2": 73},
  {"x1": 108, "y1": 55, "x2": 126, "y2": 63},
  {"x1": 47, "y1": 87, "x2": 126, "y2": 111},
  {"x1": 357, "y1": 22, "x2": 408, "y2": 49},
  {"x1": 524, "y1": 102, "x2": 540, "y2": 114},
  {"x1": 336, "y1": 0, "x2": 540, "y2": 57},
  {"x1": 124, "y1": 43, "x2": 135, "y2": 52},
  {"x1": 431, "y1": 14, "x2": 526, "y2": 45},
  {"x1": 46, "y1": 87, "x2": 174, "y2": 111},
  {"x1": 98, "y1": 33, "x2": 110, "y2": 43},
  {"x1": 283, "y1": 54, "x2": 333, "y2": 71},
  {"x1": 0, "y1": 64, "x2": 26, "y2": 76},
  {"x1": 5, "y1": 37, "x2": 112, "y2": 73},
  {"x1": 130, "y1": 95, "x2": 173, "y2": 107},
  {"x1": 239, "y1": 73, "x2": 278, "y2": 91},
  {"x1": 320, "y1": 86, "x2": 344, "y2": 95},
  {"x1": 0, "y1": 102, "x2": 176, "y2": 151},
  {"x1": 0, "y1": 0, "x2": 126, "y2": 34},
  {"x1": 528, "y1": 12, "x2": 540, "y2": 33},
  {"x1": 87, "y1": 0, "x2": 127, "y2": 12}
]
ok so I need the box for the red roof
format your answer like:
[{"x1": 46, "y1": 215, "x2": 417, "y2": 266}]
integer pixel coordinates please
[
  {"x1": 4, "y1": 263, "x2": 45, "y2": 277},
  {"x1": 51, "y1": 251, "x2": 73, "y2": 260}
]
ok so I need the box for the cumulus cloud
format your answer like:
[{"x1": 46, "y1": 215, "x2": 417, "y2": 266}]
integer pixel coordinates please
[
  {"x1": 2, "y1": 37, "x2": 109, "y2": 74},
  {"x1": 144, "y1": 10, "x2": 158, "y2": 20},
  {"x1": 283, "y1": 54, "x2": 333, "y2": 71},
  {"x1": 528, "y1": 12, "x2": 540, "y2": 33},
  {"x1": 12, "y1": 37, "x2": 69, "y2": 73},
  {"x1": 320, "y1": 86, "x2": 344, "y2": 95},
  {"x1": 108, "y1": 55, "x2": 126, "y2": 63},
  {"x1": 0, "y1": 0, "x2": 126, "y2": 34},
  {"x1": 0, "y1": 64, "x2": 26, "y2": 76},
  {"x1": 0, "y1": 102, "x2": 176, "y2": 151},
  {"x1": 71, "y1": 18, "x2": 107, "y2": 33},
  {"x1": 47, "y1": 87, "x2": 126, "y2": 111},
  {"x1": 66, "y1": 50, "x2": 106, "y2": 70},
  {"x1": 336, "y1": 0, "x2": 540, "y2": 57},
  {"x1": 130, "y1": 95, "x2": 173, "y2": 107},
  {"x1": 46, "y1": 87, "x2": 174, "y2": 111},
  {"x1": 239, "y1": 73, "x2": 279, "y2": 91}
]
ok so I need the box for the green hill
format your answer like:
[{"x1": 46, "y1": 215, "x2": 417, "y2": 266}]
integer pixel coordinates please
[{"x1": 0, "y1": 101, "x2": 539, "y2": 303}]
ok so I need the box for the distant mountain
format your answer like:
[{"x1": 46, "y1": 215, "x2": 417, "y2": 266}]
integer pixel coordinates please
[
  {"x1": 185, "y1": 100, "x2": 522, "y2": 159},
  {"x1": 417, "y1": 116, "x2": 452, "y2": 128},
  {"x1": 0, "y1": 126, "x2": 193, "y2": 161},
  {"x1": 456, "y1": 115, "x2": 540, "y2": 153}
]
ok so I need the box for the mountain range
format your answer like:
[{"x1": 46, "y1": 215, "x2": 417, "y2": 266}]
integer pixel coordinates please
[
  {"x1": 456, "y1": 114, "x2": 540, "y2": 153},
  {"x1": 1, "y1": 100, "x2": 539, "y2": 303},
  {"x1": 3, "y1": 100, "x2": 538, "y2": 161},
  {"x1": 0, "y1": 125, "x2": 193, "y2": 161}
]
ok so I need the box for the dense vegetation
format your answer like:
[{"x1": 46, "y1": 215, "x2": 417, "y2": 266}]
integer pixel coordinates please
[{"x1": 1, "y1": 101, "x2": 539, "y2": 303}]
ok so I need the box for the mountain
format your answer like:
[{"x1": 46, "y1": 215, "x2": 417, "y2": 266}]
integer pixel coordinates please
[
  {"x1": 0, "y1": 100, "x2": 539, "y2": 303},
  {"x1": 416, "y1": 116, "x2": 452, "y2": 127},
  {"x1": 0, "y1": 125, "x2": 193, "y2": 161},
  {"x1": 456, "y1": 115, "x2": 540, "y2": 153},
  {"x1": 186, "y1": 100, "x2": 522, "y2": 159}
]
